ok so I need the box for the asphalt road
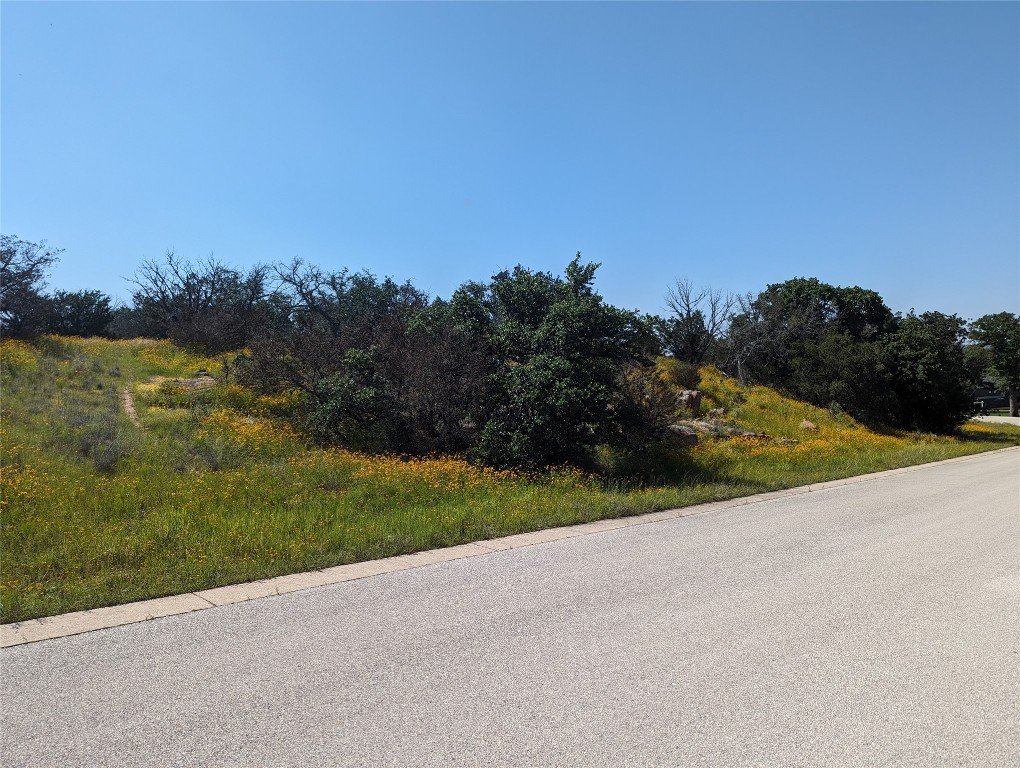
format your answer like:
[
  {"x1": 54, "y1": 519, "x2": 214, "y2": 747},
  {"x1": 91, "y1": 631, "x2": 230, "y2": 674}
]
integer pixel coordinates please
[
  {"x1": 973, "y1": 414, "x2": 1020, "y2": 426},
  {"x1": 2, "y1": 450, "x2": 1018, "y2": 767}
]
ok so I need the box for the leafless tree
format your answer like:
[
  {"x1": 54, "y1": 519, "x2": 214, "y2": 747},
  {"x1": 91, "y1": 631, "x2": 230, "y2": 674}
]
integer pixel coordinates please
[
  {"x1": 130, "y1": 251, "x2": 275, "y2": 351},
  {"x1": 660, "y1": 278, "x2": 735, "y2": 365},
  {"x1": 726, "y1": 290, "x2": 765, "y2": 383},
  {"x1": 0, "y1": 235, "x2": 63, "y2": 338}
]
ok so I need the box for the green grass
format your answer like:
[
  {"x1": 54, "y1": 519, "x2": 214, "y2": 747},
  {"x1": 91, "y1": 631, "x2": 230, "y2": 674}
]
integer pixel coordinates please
[{"x1": 3, "y1": 336, "x2": 1018, "y2": 623}]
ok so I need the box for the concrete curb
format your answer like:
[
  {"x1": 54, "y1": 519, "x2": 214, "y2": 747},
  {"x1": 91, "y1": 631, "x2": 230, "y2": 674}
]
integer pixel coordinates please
[{"x1": 3, "y1": 446, "x2": 1017, "y2": 648}]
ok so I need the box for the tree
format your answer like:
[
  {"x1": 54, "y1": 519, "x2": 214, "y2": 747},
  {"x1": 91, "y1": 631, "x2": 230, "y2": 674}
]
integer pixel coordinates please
[
  {"x1": 452, "y1": 255, "x2": 652, "y2": 470},
  {"x1": 130, "y1": 252, "x2": 280, "y2": 352},
  {"x1": 970, "y1": 312, "x2": 1020, "y2": 417},
  {"x1": 658, "y1": 279, "x2": 734, "y2": 365},
  {"x1": 397, "y1": 301, "x2": 495, "y2": 454},
  {"x1": 45, "y1": 289, "x2": 116, "y2": 337},
  {"x1": 0, "y1": 235, "x2": 62, "y2": 339},
  {"x1": 726, "y1": 277, "x2": 899, "y2": 423},
  {"x1": 105, "y1": 306, "x2": 149, "y2": 339},
  {"x1": 726, "y1": 291, "x2": 767, "y2": 384},
  {"x1": 241, "y1": 260, "x2": 437, "y2": 452},
  {"x1": 885, "y1": 311, "x2": 976, "y2": 433}
]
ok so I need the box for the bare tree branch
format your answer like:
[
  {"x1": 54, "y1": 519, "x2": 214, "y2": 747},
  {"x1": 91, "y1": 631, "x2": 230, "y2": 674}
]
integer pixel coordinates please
[{"x1": 661, "y1": 278, "x2": 735, "y2": 364}]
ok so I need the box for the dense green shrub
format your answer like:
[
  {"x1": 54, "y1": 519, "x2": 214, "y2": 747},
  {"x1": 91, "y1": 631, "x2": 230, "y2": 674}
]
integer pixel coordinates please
[
  {"x1": 728, "y1": 277, "x2": 898, "y2": 423},
  {"x1": 453, "y1": 256, "x2": 654, "y2": 469},
  {"x1": 44, "y1": 290, "x2": 116, "y2": 337},
  {"x1": 727, "y1": 278, "x2": 980, "y2": 434},
  {"x1": 886, "y1": 312, "x2": 977, "y2": 433}
]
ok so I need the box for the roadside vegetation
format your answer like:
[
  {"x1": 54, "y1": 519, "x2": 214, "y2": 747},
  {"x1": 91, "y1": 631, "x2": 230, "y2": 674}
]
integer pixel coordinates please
[
  {"x1": 3, "y1": 235, "x2": 1019, "y2": 622},
  {"x1": 3, "y1": 335, "x2": 1017, "y2": 623}
]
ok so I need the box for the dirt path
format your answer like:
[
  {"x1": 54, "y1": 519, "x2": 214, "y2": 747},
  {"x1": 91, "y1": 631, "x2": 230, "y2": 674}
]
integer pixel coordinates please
[
  {"x1": 121, "y1": 387, "x2": 142, "y2": 428},
  {"x1": 121, "y1": 376, "x2": 216, "y2": 428}
]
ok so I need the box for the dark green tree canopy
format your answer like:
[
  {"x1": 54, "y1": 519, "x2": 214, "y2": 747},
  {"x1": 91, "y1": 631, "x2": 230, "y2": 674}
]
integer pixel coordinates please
[
  {"x1": 45, "y1": 290, "x2": 116, "y2": 338},
  {"x1": 970, "y1": 312, "x2": 1020, "y2": 416},
  {"x1": 727, "y1": 278, "x2": 979, "y2": 433},
  {"x1": 749, "y1": 277, "x2": 896, "y2": 342},
  {"x1": 454, "y1": 255, "x2": 652, "y2": 470},
  {"x1": 728, "y1": 277, "x2": 898, "y2": 423},
  {"x1": 886, "y1": 311, "x2": 977, "y2": 433}
]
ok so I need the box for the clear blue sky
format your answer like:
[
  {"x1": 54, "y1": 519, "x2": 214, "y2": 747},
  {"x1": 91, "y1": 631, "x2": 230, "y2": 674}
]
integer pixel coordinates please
[{"x1": 3, "y1": 1, "x2": 1018, "y2": 320}]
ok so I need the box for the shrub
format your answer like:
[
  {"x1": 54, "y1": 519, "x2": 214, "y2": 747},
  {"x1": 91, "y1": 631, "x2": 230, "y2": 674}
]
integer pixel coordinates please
[
  {"x1": 885, "y1": 312, "x2": 976, "y2": 434},
  {"x1": 459, "y1": 256, "x2": 651, "y2": 470}
]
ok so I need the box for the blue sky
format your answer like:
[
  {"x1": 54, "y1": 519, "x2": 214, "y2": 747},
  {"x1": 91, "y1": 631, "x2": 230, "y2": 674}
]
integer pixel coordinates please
[{"x1": 3, "y1": 1, "x2": 1018, "y2": 321}]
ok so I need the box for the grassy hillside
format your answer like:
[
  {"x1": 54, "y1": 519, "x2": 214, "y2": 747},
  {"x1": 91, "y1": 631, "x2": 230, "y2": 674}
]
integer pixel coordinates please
[{"x1": 2, "y1": 336, "x2": 1017, "y2": 623}]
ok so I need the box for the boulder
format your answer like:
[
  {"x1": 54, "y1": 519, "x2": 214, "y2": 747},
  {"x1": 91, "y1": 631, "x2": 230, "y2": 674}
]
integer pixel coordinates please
[
  {"x1": 678, "y1": 390, "x2": 702, "y2": 417},
  {"x1": 688, "y1": 421, "x2": 717, "y2": 434},
  {"x1": 667, "y1": 424, "x2": 699, "y2": 446}
]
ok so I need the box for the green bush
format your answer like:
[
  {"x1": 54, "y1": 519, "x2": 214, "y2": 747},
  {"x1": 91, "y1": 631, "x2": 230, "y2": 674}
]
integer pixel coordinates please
[
  {"x1": 886, "y1": 312, "x2": 976, "y2": 433},
  {"x1": 456, "y1": 256, "x2": 651, "y2": 470}
]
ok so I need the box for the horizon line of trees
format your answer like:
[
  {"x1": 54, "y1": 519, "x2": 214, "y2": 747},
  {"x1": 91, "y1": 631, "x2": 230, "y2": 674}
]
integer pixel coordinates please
[{"x1": 3, "y1": 233, "x2": 1018, "y2": 468}]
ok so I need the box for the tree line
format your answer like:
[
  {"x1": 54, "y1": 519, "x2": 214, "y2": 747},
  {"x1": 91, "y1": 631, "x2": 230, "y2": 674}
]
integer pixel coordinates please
[{"x1": 2, "y1": 233, "x2": 1018, "y2": 468}]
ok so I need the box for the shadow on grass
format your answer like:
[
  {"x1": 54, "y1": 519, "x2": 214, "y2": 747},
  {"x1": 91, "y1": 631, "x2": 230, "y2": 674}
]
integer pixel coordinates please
[
  {"x1": 34, "y1": 335, "x2": 75, "y2": 359},
  {"x1": 856, "y1": 417, "x2": 1020, "y2": 447},
  {"x1": 955, "y1": 426, "x2": 1020, "y2": 445},
  {"x1": 594, "y1": 441, "x2": 768, "y2": 494}
]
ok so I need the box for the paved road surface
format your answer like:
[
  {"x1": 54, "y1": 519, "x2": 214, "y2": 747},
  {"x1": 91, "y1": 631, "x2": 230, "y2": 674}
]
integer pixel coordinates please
[
  {"x1": 973, "y1": 414, "x2": 1020, "y2": 426},
  {"x1": 2, "y1": 450, "x2": 1018, "y2": 767}
]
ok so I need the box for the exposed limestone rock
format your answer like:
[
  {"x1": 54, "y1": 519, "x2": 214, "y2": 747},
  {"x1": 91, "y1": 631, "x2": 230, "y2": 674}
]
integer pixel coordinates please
[
  {"x1": 678, "y1": 390, "x2": 703, "y2": 417},
  {"x1": 667, "y1": 424, "x2": 699, "y2": 446}
]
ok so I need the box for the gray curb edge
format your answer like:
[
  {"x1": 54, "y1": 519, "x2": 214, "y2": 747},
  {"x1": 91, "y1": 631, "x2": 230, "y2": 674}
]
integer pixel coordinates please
[{"x1": 3, "y1": 446, "x2": 1017, "y2": 648}]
